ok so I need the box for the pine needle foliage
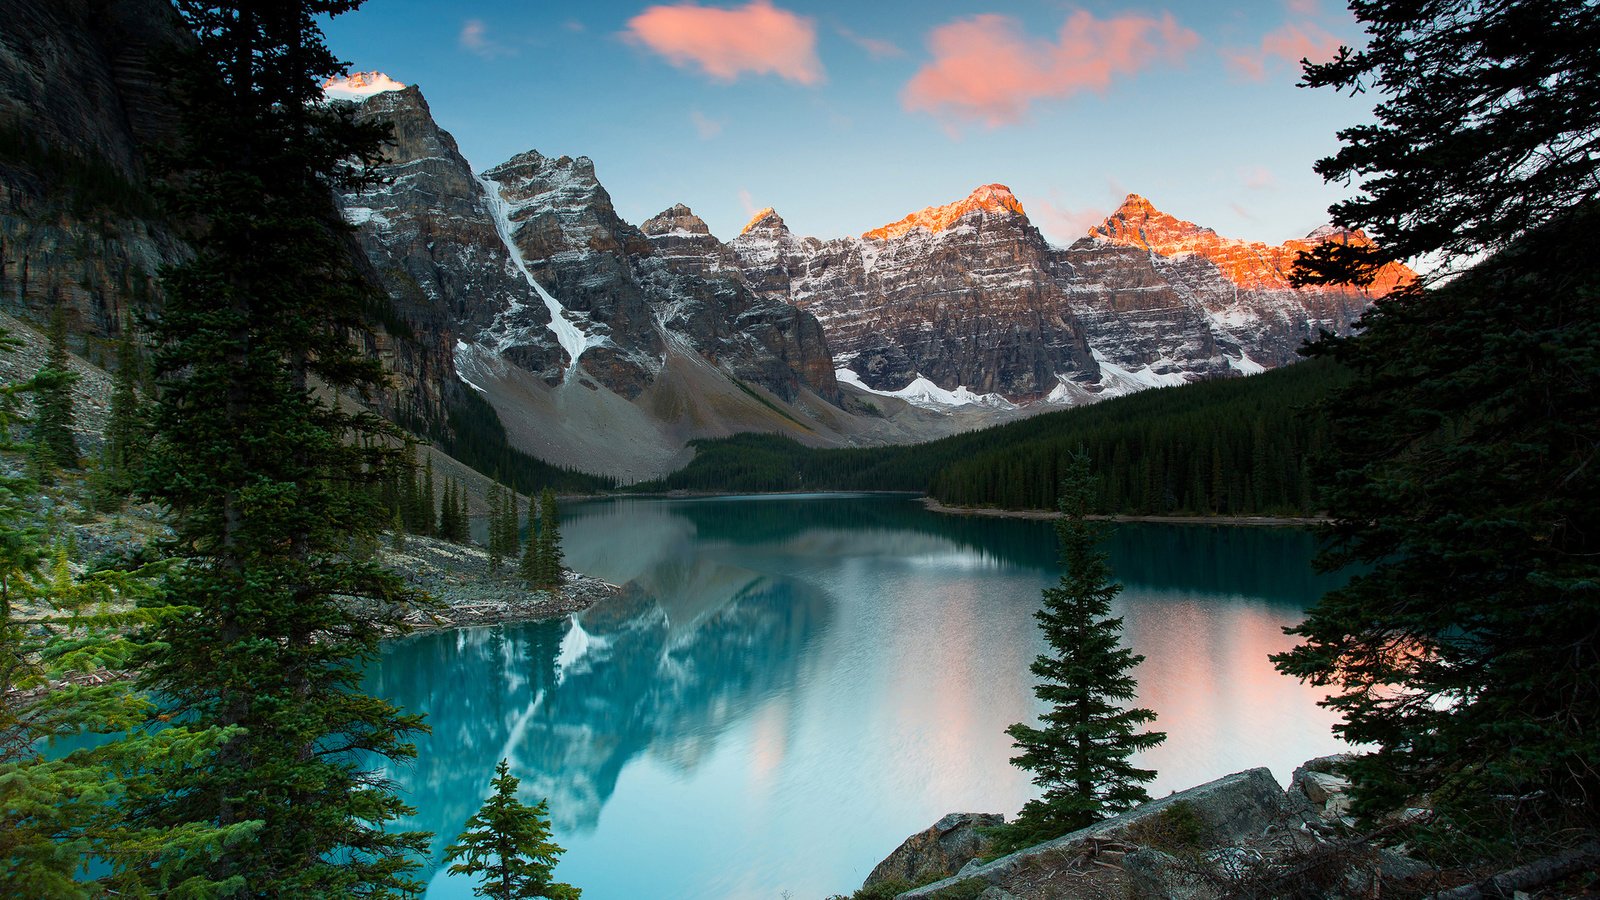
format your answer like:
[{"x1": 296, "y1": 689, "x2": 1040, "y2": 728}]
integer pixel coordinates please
[
  {"x1": 444, "y1": 759, "x2": 580, "y2": 900},
  {"x1": 1291, "y1": 0, "x2": 1600, "y2": 285},
  {"x1": 1275, "y1": 206, "x2": 1600, "y2": 864},
  {"x1": 130, "y1": 1, "x2": 431, "y2": 893},
  {"x1": 32, "y1": 306, "x2": 79, "y2": 470},
  {"x1": 992, "y1": 451, "x2": 1165, "y2": 855},
  {"x1": 534, "y1": 489, "x2": 563, "y2": 590},
  {"x1": 1, "y1": 325, "x2": 250, "y2": 896}
]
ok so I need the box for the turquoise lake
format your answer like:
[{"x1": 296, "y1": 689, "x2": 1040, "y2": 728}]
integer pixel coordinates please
[{"x1": 365, "y1": 493, "x2": 1351, "y2": 899}]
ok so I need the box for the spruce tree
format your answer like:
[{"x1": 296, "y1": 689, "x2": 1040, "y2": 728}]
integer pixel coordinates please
[
  {"x1": 518, "y1": 510, "x2": 541, "y2": 584},
  {"x1": 32, "y1": 306, "x2": 79, "y2": 469},
  {"x1": 504, "y1": 491, "x2": 521, "y2": 559},
  {"x1": 131, "y1": 1, "x2": 430, "y2": 893},
  {"x1": 1, "y1": 325, "x2": 249, "y2": 895},
  {"x1": 105, "y1": 314, "x2": 148, "y2": 490},
  {"x1": 487, "y1": 482, "x2": 505, "y2": 571},
  {"x1": 443, "y1": 759, "x2": 580, "y2": 900},
  {"x1": 422, "y1": 455, "x2": 437, "y2": 537},
  {"x1": 992, "y1": 451, "x2": 1164, "y2": 855},
  {"x1": 441, "y1": 479, "x2": 460, "y2": 543},
  {"x1": 535, "y1": 488, "x2": 563, "y2": 589},
  {"x1": 1274, "y1": 0, "x2": 1600, "y2": 866}
]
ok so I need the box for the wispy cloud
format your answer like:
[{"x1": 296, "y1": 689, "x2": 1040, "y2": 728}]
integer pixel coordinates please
[
  {"x1": 1239, "y1": 165, "x2": 1279, "y2": 191},
  {"x1": 624, "y1": 0, "x2": 823, "y2": 85},
  {"x1": 690, "y1": 109, "x2": 725, "y2": 140},
  {"x1": 1228, "y1": 202, "x2": 1257, "y2": 221},
  {"x1": 903, "y1": 11, "x2": 1199, "y2": 128},
  {"x1": 738, "y1": 188, "x2": 759, "y2": 217},
  {"x1": 1224, "y1": 21, "x2": 1341, "y2": 80},
  {"x1": 836, "y1": 24, "x2": 904, "y2": 60},
  {"x1": 460, "y1": 19, "x2": 515, "y2": 59}
]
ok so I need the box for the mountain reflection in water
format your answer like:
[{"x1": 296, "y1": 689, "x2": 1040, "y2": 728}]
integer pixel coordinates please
[{"x1": 363, "y1": 494, "x2": 1350, "y2": 900}]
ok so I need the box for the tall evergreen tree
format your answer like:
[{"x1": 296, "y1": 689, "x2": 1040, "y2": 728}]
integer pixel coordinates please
[
  {"x1": 486, "y1": 482, "x2": 505, "y2": 571},
  {"x1": 1, "y1": 326, "x2": 249, "y2": 896},
  {"x1": 504, "y1": 491, "x2": 521, "y2": 559},
  {"x1": 132, "y1": 1, "x2": 430, "y2": 893},
  {"x1": 422, "y1": 455, "x2": 437, "y2": 537},
  {"x1": 443, "y1": 759, "x2": 580, "y2": 900},
  {"x1": 32, "y1": 305, "x2": 79, "y2": 470},
  {"x1": 1274, "y1": 0, "x2": 1600, "y2": 867},
  {"x1": 105, "y1": 314, "x2": 148, "y2": 486},
  {"x1": 992, "y1": 451, "x2": 1164, "y2": 855},
  {"x1": 440, "y1": 479, "x2": 460, "y2": 543},
  {"x1": 535, "y1": 488, "x2": 563, "y2": 589}
]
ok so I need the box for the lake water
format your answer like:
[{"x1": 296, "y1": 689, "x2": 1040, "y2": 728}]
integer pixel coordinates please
[{"x1": 366, "y1": 493, "x2": 1350, "y2": 900}]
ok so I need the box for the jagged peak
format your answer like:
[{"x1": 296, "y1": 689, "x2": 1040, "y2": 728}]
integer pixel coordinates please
[
  {"x1": 322, "y1": 71, "x2": 406, "y2": 101},
  {"x1": 862, "y1": 183, "x2": 1026, "y2": 242},
  {"x1": 739, "y1": 207, "x2": 786, "y2": 236},
  {"x1": 642, "y1": 203, "x2": 712, "y2": 238}
]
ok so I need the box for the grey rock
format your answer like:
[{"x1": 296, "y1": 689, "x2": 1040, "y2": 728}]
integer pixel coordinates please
[
  {"x1": 901, "y1": 768, "x2": 1287, "y2": 899},
  {"x1": 864, "y1": 812, "x2": 1003, "y2": 889}
]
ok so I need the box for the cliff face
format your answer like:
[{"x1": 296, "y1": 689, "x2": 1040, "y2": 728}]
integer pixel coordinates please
[
  {"x1": 733, "y1": 188, "x2": 1415, "y2": 401},
  {"x1": 339, "y1": 84, "x2": 837, "y2": 408},
  {"x1": 0, "y1": 0, "x2": 188, "y2": 345}
]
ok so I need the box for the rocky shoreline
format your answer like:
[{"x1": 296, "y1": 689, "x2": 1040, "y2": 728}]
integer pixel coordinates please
[
  {"x1": 379, "y1": 534, "x2": 621, "y2": 634},
  {"x1": 847, "y1": 756, "x2": 1439, "y2": 900}
]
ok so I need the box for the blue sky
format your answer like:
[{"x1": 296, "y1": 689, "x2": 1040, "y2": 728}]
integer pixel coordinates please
[{"x1": 322, "y1": 0, "x2": 1373, "y2": 247}]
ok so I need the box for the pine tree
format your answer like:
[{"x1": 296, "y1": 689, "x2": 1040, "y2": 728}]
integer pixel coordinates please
[
  {"x1": 31, "y1": 306, "x2": 79, "y2": 470},
  {"x1": 443, "y1": 760, "x2": 580, "y2": 900},
  {"x1": 535, "y1": 488, "x2": 564, "y2": 589},
  {"x1": 130, "y1": 1, "x2": 430, "y2": 893},
  {"x1": 518, "y1": 508, "x2": 541, "y2": 584},
  {"x1": 440, "y1": 479, "x2": 459, "y2": 543},
  {"x1": 991, "y1": 451, "x2": 1165, "y2": 855},
  {"x1": 1, "y1": 325, "x2": 249, "y2": 895},
  {"x1": 104, "y1": 314, "x2": 148, "y2": 492},
  {"x1": 422, "y1": 455, "x2": 437, "y2": 537},
  {"x1": 504, "y1": 491, "x2": 521, "y2": 559},
  {"x1": 487, "y1": 482, "x2": 505, "y2": 571},
  {"x1": 1273, "y1": 0, "x2": 1600, "y2": 866}
]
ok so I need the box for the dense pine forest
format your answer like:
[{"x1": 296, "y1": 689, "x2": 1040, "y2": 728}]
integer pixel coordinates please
[{"x1": 643, "y1": 355, "x2": 1348, "y2": 516}]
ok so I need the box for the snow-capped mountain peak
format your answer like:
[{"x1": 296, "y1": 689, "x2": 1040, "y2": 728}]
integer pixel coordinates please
[{"x1": 322, "y1": 71, "x2": 406, "y2": 101}]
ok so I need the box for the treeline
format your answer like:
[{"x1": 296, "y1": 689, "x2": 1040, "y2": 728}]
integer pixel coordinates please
[{"x1": 640, "y1": 357, "x2": 1350, "y2": 516}]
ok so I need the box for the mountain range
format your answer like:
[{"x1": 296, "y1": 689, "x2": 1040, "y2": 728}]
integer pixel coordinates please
[{"x1": 0, "y1": 3, "x2": 1409, "y2": 483}]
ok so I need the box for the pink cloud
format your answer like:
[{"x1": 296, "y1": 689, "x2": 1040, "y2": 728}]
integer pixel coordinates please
[
  {"x1": 624, "y1": 0, "x2": 823, "y2": 85},
  {"x1": 902, "y1": 11, "x2": 1199, "y2": 127},
  {"x1": 836, "y1": 24, "x2": 905, "y2": 60},
  {"x1": 1225, "y1": 22, "x2": 1342, "y2": 80},
  {"x1": 1240, "y1": 165, "x2": 1278, "y2": 191}
]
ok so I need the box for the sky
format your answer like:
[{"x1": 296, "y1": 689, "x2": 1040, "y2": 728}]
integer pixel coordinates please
[{"x1": 320, "y1": 0, "x2": 1375, "y2": 248}]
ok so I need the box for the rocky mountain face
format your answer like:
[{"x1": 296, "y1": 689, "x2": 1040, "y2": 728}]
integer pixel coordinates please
[
  {"x1": 0, "y1": 0, "x2": 188, "y2": 345},
  {"x1": 733, "y1": 187, "x2": 1097, "y2": 400},
  {"x1": 340, "y1": 82, "x2": 837, "y2": 411},
  {"x1": 733, "y1": 187, "x2": 1411, "y2": 402}
]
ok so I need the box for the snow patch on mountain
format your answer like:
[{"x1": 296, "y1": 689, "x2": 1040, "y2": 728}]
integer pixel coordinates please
[
  {"x1": 322, "y1": 71, "x2": 405, "y2": 101},
  {"x1": 837, "y1": 368, "x2": 1017, "y2": 411},
  {"x1": 479, "y1": 174, "x2": 609, "y2": 370}
]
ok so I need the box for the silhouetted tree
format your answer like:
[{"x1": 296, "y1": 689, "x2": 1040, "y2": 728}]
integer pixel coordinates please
[{"x1": 992, "y1": 451, "x2": 1164, "y2": 854}]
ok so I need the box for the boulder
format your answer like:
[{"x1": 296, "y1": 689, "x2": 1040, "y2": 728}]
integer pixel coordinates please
[
  {"x1": 1289, "y1": 754, "x2": 1357, "y2": 824},
  {"x1": 864, "y1": 812, "x2": 1004, "y2": 889},
  {"x1": 901, "y1": 768, "x2": 1288, "y2": 899}
]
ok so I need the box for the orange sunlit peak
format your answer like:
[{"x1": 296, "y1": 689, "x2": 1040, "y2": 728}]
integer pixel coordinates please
[
  {"x1": 862, "y1": 183, "x2": 1026, "y2": 242},
  {"x1": 740, "y1": 207, "x2": 781, "y2": 236},
  {"x1": 322, "y1": 71, "x2": 407, "y2": 101}
]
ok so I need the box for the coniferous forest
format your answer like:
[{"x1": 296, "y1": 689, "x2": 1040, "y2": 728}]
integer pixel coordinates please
[
  {"x1": 641, "y1": 356, "x2": 1347, "y2": 516},
  {"x1": 1, "y1": 0, "x2": 1596, "y2": 895}
]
